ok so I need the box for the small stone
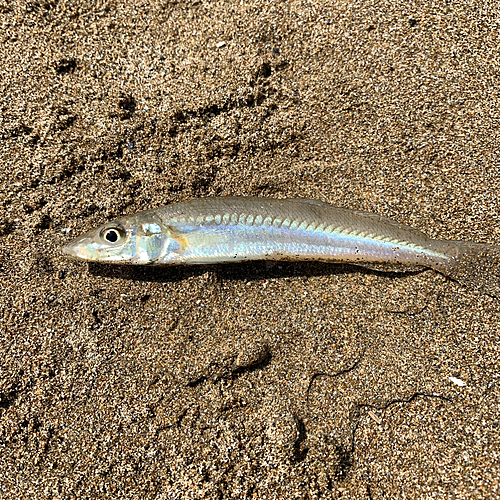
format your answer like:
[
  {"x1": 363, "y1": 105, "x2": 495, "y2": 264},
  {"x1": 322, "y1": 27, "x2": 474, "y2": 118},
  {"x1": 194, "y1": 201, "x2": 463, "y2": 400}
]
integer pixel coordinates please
[{"x1": 449, "y1": 376, "x2": 466, "y2": 387}]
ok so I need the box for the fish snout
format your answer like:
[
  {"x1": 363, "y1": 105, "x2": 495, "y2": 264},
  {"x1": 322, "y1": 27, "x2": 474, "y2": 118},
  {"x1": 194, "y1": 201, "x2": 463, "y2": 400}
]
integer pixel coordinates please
[{"x1": 61, "y1": 237, "x2": 93, "y2": 261}]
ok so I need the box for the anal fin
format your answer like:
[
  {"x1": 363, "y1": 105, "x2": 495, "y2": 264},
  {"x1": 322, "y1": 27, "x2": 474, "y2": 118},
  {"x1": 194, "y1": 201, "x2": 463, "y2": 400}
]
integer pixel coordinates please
[{"x1": 355, "y1": 262, "x2": 426, "y2": 273}]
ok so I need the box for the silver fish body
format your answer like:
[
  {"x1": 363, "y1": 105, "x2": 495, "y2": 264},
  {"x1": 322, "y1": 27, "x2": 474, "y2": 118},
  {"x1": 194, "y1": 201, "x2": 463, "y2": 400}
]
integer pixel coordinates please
[{"x1": 62, "y1": 196, "x2": 500, "y2": 295}]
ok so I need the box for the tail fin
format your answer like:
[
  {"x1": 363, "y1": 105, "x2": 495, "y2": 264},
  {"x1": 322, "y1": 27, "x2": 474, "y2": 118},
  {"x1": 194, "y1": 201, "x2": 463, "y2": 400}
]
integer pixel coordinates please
[{"x1": 436, "y1": 240, "x2": 500, "y2": 297}]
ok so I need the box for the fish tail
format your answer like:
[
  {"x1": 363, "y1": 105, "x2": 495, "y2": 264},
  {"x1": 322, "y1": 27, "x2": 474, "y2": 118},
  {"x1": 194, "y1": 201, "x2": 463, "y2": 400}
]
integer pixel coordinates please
[{"x1": 433, "y1": 240, "x2": 500, "y2": 296}]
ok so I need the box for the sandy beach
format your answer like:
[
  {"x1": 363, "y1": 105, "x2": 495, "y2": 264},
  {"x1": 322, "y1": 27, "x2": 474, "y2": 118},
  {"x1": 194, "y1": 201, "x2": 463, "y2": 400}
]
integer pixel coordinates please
[{"x1": 1, "y1": 0, "x2": 499, "y2": 498}]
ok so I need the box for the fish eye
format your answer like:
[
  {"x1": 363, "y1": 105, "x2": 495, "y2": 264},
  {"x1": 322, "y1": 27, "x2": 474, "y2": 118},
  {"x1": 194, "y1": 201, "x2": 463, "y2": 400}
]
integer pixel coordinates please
[{"x1": 99, "y1": 224, "x2": 126, "y2": 244}]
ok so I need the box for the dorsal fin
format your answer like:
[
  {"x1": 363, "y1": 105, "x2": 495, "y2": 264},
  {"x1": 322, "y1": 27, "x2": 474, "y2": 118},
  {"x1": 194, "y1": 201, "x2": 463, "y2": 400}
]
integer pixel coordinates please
[
  {"x1": 287, "y1": 198, "x2": 332, "y2": 208},
  {"x1": 287, "y1": 198, "x2": 429, "y2": 240},
  {"x1": 346, "y1": 208, "x2": 429, "y2": 240}
]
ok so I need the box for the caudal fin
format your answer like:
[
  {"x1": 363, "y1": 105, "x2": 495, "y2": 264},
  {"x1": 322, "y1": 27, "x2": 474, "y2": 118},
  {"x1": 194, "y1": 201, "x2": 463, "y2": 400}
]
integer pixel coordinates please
[{"x1": 437, "y1": 240, "x2": 500, "y2": 297}]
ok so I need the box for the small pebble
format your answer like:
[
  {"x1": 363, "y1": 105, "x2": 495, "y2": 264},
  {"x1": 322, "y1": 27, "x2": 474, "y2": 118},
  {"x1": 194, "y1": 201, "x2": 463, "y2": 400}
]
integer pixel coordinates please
[{"x1": 449, "y1": 376, "x2": 466, "y2": 387}]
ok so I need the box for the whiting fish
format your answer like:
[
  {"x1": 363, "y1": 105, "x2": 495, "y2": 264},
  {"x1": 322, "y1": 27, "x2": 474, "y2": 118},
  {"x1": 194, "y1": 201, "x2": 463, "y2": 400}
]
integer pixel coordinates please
[{"x1": 62, "y1": 196, "x2": 500, "y2": 296}]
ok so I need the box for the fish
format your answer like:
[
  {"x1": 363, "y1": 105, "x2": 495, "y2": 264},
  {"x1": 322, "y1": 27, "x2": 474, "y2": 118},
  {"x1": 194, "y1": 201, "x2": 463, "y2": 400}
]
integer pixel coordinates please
[{"x1": 62, "y1": 196, "x2": 500, "y2": 296}]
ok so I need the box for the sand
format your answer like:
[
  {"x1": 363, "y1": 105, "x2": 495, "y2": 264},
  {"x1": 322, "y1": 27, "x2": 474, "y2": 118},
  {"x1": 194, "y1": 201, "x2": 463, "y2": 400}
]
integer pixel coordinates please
[{"x1": 1, "y1": 0, "x2": 499, "y2": 498}]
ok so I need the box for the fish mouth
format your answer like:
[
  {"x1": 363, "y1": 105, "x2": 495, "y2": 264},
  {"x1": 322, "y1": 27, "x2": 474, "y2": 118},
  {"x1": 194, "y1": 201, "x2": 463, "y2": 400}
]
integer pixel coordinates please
[
  {"x1": 61, "y1": 243, "x2": 85, "y2": 261},
  {"x1": 61, "y1": 238, "x2": 94, "y2": 261},
  {"x1": 61, "y1": 238, "x2": 135, "y2": 264}
]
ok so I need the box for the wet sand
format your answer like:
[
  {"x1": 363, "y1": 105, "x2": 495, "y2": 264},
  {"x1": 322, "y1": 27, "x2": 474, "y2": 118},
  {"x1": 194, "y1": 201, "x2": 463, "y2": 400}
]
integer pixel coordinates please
[{"x1": 1, "y1": 1, "x2": 499, "y2": 498}]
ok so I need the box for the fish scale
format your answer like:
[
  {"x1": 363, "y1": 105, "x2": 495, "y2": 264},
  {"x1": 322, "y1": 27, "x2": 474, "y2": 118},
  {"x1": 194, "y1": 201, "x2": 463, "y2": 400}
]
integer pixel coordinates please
[{"x1": 148, "y1": 197, "x2": 441, "y2": 266}]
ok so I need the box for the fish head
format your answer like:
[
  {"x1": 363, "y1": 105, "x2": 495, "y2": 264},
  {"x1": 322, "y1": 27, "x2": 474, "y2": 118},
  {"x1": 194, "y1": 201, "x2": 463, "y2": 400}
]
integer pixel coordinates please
[{"x1": 62, "y1": 212, "x2": 181, "y2": 265}]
